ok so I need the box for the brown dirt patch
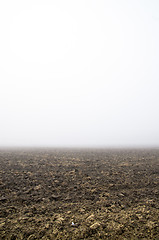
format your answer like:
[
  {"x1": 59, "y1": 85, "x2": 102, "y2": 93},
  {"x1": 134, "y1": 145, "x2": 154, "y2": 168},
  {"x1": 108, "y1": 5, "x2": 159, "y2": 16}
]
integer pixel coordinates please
[{"x1": 0, "y1": 148, "x2": 159, "y2": 239}]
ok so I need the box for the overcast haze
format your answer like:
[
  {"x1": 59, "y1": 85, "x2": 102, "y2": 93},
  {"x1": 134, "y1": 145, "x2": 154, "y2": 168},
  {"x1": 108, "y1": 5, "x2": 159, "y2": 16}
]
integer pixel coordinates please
[{"x1": 0, "y1": 0, "x2": 159, "y2": 147}]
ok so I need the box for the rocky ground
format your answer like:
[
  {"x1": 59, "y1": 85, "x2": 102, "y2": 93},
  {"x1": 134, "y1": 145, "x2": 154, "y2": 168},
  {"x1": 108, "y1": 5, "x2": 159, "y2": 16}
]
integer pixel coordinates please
[{"x1": 0, "y1": 148, "x2": 159, "y2": 239}]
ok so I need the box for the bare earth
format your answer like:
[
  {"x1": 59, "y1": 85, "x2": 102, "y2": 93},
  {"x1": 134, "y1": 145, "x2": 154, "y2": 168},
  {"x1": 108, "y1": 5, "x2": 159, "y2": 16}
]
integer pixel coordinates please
[{"x1": 0, "y1": 148, "x2": 159, "y2": 239}]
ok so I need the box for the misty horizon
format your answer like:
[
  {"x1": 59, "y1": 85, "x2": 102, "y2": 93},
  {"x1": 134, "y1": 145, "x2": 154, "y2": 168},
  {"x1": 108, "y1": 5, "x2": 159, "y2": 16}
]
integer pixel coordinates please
[{"x1": 0, "y1": 0, "x2": 159, "y2": 147}]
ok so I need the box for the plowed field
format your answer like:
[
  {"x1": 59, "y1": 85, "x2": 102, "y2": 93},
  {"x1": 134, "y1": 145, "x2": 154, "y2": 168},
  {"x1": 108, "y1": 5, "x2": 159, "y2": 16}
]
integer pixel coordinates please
[{"x1": 0, "y1": 148, "x2": 159, "y2": 239}]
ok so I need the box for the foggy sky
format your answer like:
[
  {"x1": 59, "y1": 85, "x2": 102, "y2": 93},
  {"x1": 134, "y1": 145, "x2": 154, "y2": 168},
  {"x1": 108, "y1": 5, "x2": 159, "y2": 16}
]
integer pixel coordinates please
[{"x1": 0, "y1": 0, "x2": 159, "y2": 147}]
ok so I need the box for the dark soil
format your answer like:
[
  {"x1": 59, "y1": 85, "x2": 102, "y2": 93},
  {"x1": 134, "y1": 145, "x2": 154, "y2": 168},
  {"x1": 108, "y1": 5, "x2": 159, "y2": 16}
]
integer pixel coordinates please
[{"x1": 0, "y1": 148, "x2": 159, "y2": 239}]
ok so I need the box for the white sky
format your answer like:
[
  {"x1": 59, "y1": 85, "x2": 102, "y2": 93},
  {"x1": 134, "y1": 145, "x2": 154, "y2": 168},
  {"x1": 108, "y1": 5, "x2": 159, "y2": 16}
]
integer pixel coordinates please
[{"x1": 0, "y1": 0, "x2": 159, "y2": 147}]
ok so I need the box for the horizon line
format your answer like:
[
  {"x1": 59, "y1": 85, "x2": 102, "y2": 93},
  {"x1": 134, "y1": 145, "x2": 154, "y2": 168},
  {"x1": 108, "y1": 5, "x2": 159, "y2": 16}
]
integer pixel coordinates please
[{"x1": 0, "y1": 145, "x2": 159, "y2": 150}]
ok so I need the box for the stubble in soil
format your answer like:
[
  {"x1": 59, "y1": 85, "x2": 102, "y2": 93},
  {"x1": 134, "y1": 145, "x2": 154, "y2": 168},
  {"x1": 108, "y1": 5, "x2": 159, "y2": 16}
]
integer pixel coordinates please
[{"x1": 0, "y1": 148, "x2": 159, "y2": 239}]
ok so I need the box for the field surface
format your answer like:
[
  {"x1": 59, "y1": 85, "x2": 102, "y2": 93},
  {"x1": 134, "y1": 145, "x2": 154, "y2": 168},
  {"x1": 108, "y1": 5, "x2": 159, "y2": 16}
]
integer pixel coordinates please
[{"x1": 0, "y1": 148, "x2": 159, "y2": 239}]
